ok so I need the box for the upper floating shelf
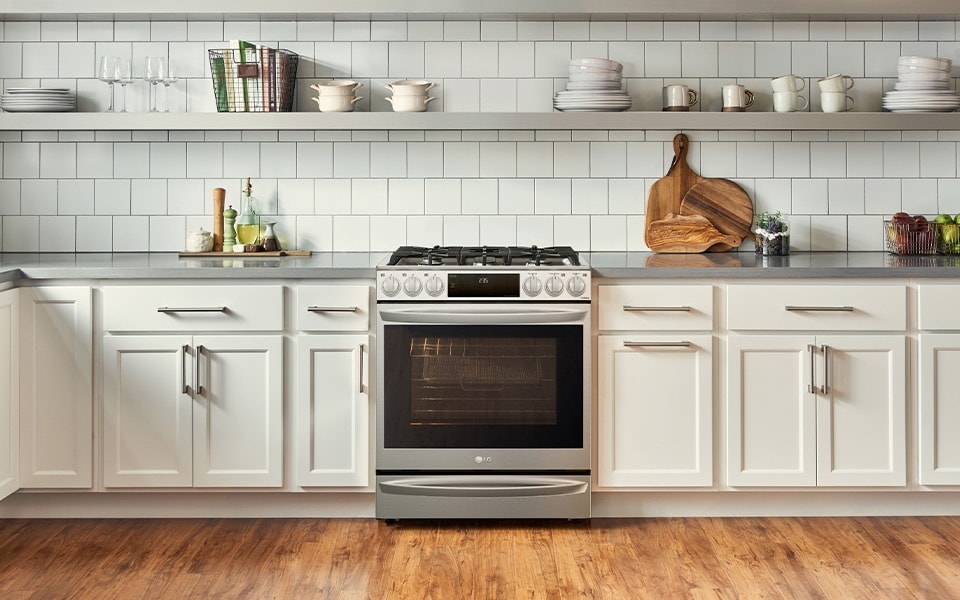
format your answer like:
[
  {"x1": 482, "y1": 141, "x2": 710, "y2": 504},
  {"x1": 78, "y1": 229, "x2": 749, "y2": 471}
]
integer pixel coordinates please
[
  {"x1": 0, "y1": 111, "x2": 957, "y2": 131},
  {"x1": 3, "y1": 0, "x2": 960, "y2": 21}
]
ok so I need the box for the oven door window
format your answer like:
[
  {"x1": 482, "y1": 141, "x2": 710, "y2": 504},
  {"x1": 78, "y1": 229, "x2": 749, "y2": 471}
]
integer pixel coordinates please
[{"x1": 383, "y1": 324, "x2": 583, "y2": 448}]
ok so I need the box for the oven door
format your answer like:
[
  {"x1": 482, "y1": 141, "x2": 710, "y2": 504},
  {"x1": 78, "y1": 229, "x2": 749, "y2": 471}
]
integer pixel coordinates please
[{"x1": 376, "y1": 303, "x2": 590, "y2": 472}]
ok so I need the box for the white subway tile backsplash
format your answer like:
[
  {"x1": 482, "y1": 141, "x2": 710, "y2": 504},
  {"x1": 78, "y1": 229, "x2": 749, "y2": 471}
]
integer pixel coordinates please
[
  {"x1": 736, "y1": 142, "x2": 774, "y2": 178},
  {"x1": 388, "y1": 179, "x2": 425, "y2": 214},
  {"x1": 335, "y1": 22, "x2": 371, "y2": 42},
  {"x1": 518, "y1": 21, "x2": 553, "y2": 42},
  {"x1": 444, "y1": 22, "x2": 480, "y2": 42},
  {"x1": 828, "y1": 178, "x2": 865, "y2": 214},
  {"x1": 499, "y1": 179, "x2": 534, "y2": 214},
  {"x1": 370, "y1": 142, "x2": 407, "y2": 178},
  {"x1": 462, "y1": 41, "x2": 498, "y2": 78},
  {"x1": 920, "y1": 142, "x2": 957, "y2": 177},
  {"x1": 369, "y1": 215, "x2": 407, "y2": 250},
  {"x1": 590, "y1": 142, "x2": 627, "y2": 178},
  {"x1": 351, "y1": 179, "x2": 388, "y2": 215},
  {"x1": 901, "y1": 179, "x2": 939, "y2": 215},
  {"x1": 773, "y1": 142, "x2": 811, "y2": 178},
  {"x1": 461, "y1": 179, "x2": 498, "y2": 214},
  {"x1": 479, "y1": 78, "x2": 516, "y2": 112},
  {"x1": 3, "y1": 216, "x2": 38, "y2": 251},
  {"x1": 407, "y1": 215, "x2": 443, "y2": 245},
  {"x1": 167, "y1": 179, "x2": 204, "y2": 215},
  {"x1": 792, "y1": 178, "x2": 829, "y2": 214},
  {"x1": 481, "y1": 21, "x2": 517, "y2": 42},
  {"x1": 424, "y1": 179, "x2": 461, "y2": 214},
  {"x1": 372, "y1": 22, "x2": 407, "y2": 42},
  {"x1": 75, "y1": 216, "x2": 112, "y2": 251},
  {"x1": 864, "y1": 179, "x2": 902, "y2": 215},
  {"x1": 388, "y1": 42, "x2": 424, "y2": 78},
  {"x1": 314, "y1": 179, "x2": 352, "y2": 215},
  {"x1": 535, "y1": 178, "x2": 572, "y2": 215},
  {"x1": 572, "y1": 179, "x2": 608, "y2": 214},
  {"x1": 21, "y1": 180, "x2": 57, "y2": 215},
  {"x1": 278, "y1": 179, "x2": 314, "y2": 215},
  {"x1": 0, "y1": 181, "x2": 19, "y2": 215},
  {"x1": 554, "y1": 215, "x2": 591, "y2": 249},
  {"x1": 443, "y1": 215, "x2": 480, "y2": 245},
  {"x1": 883, "y1": 142, "x2": 921, "y2": 178},
  {"x1": 58, "y1": 179, "x2": 95, "y2": 215},
  {"x1": 516, "y1": 215, "x2": 555, "y2": 245},
  {"x1": 95, "y1": 179, "x2": 131, "y2": 215},
  {"x1": 441, "y1": 78, "x2": 480, "y2": 112},
  {"x1": 846, "y1": 142, "x2": 883, "y2": 178},
  {"x1": 534, "y1": 41, "x2": 571, "y2": 77}
]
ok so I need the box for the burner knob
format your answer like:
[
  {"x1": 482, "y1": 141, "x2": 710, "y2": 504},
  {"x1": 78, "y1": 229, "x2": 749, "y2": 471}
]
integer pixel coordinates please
[
  {"x1": 566, "y1": 275, "x2": 587, "y2": 297},
  {"x1": 522, "y1": 274, "x2": 543, "y2": 297},
  {"x1": 380, "y1": 274, "x2": 401, "y2": 297},
  {"x1": 544, "y1": 275, "x2": 564, "y2": 297},
  {"x1": 403, "y1": 275, "x2": 423, "y2": 297},
  {"x1": 424, "y1": 275, "x2": 445, "y2": 297}
]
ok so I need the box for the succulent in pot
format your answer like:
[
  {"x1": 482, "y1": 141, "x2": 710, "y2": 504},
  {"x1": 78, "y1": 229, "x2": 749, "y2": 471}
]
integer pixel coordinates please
[{"x1": 754, "y1": 210, "x2": 789, "y2": 256}]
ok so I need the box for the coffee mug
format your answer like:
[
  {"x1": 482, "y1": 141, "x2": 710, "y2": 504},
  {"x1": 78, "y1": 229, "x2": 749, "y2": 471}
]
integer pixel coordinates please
[
  {"x1": 818, "y1": 74, "x2": 855, "y2": 93},
  {"x1": 820, "y1": 91, "x2": 854, "y2": 112},
  {"x1": 770, "y1": 74, "x2": 805, "y2": 93},
  {"x1": 773, "y1": 91, "x2": 808, "y2": 112},
  {"x1": 722, "y1": 84, "x2": 755, "y2": 112},
  {"x1": 662, "y1": 84, "x2": 699, "y2": 111}
]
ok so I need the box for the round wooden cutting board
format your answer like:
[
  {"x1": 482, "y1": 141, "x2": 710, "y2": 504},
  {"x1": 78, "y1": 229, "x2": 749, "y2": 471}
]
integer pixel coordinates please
[
  {"x1": 679, "y1": 178, "x2": 753, "y2": 252},
  {"x1": 644, "y1": 133, "x2": 705, "y2": 248}
]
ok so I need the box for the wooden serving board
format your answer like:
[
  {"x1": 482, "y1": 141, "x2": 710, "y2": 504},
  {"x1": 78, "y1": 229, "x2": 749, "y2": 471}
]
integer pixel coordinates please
[
  {"x1": 644, "y1": 133, "x2": 705, "y2": 249},
  {"x1": 179, "y1": 250, "x2": 312, "y2": 258},
  {"x1": 680, "y1": 178, "x2": 754, "y2": 252},
  {"x1": 645, "y1": 213, "x2": 740, "y2": 254}
]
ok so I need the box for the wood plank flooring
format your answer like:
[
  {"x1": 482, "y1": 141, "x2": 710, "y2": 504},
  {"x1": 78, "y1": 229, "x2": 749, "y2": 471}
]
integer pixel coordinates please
[{"x1": 2, "y1": 516, "x2": 960, "y2": 599}]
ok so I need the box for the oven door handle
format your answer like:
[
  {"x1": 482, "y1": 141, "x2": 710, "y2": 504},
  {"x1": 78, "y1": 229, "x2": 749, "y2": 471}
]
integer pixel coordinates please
[
  {"x1": 378, "y1": 307, "x2": 588, "y2": 324},
  {"x1": 379, "y1": 476, "x2": 589, "y2": 498}
]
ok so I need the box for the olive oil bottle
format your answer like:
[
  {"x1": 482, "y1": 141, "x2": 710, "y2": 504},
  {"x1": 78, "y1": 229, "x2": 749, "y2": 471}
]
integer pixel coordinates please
[{"x1": 236, "y1": 178, "x2": 260, "y2": 246}]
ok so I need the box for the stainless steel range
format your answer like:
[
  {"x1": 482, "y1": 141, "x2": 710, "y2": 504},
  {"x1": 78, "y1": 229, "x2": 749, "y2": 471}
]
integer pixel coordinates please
[{"x1": 375, "y1": 246, "x2": 591, "y2": 521}]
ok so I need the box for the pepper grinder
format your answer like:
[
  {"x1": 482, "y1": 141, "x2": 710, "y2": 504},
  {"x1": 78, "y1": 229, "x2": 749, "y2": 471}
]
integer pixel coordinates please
[
  {"x1": 222, "y1": 204, "x2": 237, "y2": 252},
  {"x1": 212, "y1": 187, "x2": 226, "y2": 251}
]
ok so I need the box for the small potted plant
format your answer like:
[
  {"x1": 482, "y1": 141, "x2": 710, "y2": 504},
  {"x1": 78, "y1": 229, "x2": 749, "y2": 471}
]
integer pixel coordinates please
[{"x1": 754, "y1": 210, "x2": 789, "y2": 256}]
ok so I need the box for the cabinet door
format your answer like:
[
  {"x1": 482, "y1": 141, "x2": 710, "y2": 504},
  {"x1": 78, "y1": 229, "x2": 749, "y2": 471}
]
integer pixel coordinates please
[
  {"x1": 816, "y1": 335, "x2": 905, "y2": 487},
  {"x1": 102, "y1": 336, "x2": 193, "y2": 487},
  {"x1": 0, "y1": 290, "x2": 19, "y2": 501},
  {"x1": 19, "y1": 286, "x2": 92, "y2": 488},
  {"x1": 919, "y1": 334, "x2": 960, "y2": 485},
  {"x1": 296, "y1": 335, "x2": 370, "y2": 487},
  {"x1": 193, "y1": 335, "x2": 283, "y2": 487},
  {"x1": 726, "y1": 336, "x2": 816, "y2": 487},
  {"x1": 597, "y1": 334, "x2": 712, "y2": 487}
]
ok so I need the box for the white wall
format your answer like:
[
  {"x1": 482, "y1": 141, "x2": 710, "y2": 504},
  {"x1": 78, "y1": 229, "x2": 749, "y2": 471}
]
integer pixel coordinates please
[{"x1": 1, "y1": 19, "x2": 959, "y2": 252}]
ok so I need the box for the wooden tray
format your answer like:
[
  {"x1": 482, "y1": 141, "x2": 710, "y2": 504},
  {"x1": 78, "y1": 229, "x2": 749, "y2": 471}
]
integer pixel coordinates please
[{"x1": 179, "y1": 250, "x2": 312, "y2": 258}]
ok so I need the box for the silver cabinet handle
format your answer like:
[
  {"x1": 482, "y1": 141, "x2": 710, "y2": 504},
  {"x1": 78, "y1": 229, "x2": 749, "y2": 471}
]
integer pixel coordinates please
[
  {"x1": 820, "y1": 344, "x2": 829, "y2": 395},
  {"x1": 807, "y1": 344, "x2": 817, "y2": 394},
  {"x1": 158, "y1": 306, "x2": 228, "y2": 313},
  {"x1": 359, "y1": 343, "x2": 366, "y2": 394},
  {"x1": 307, "y1": 305, "x2": 358, "y2": 313},
  {"x1": 785, "y1": 305, "x2": 854, "y2": 312},
  {"x1": 181, "y1": 344, "x2": 190, "y2": 394},
  {"x1": 623, "y1": 305, "x2": 692, "y2": 312},
  {"x1": 195, "y1": 344, "x2": 205, "y2": 396},
  {"x1": 623, "y1": 341, "x2": 692, "y2": 348}
]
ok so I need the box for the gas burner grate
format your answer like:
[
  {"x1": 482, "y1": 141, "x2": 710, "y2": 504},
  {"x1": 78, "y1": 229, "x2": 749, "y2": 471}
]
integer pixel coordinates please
[{"x1": 386, "y1": 245, "x2": 580, "y2": 267}]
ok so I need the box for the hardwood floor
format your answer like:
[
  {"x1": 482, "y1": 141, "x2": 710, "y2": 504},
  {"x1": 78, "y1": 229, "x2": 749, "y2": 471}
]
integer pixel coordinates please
[{"x1": 2, "y1": 516, "x2": 960, "y2": 599}]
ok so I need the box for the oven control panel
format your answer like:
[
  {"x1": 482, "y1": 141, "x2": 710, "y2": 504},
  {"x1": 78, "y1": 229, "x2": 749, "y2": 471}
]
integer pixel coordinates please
[{"x1": 377, "y1": 270, "x2": 591, "y2": 301}]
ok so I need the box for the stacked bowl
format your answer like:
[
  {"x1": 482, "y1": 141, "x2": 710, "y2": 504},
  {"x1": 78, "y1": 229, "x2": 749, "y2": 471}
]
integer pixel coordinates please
[
  {"x1": 384, "y1": 80, "x2": 436, "y2": 112},
  {"x1": 554, "y1": 57, "x2": 631, "y2": 112},
  {"x1": 882, "y1": 56, "x2": 960, "y2": 113},
  {"x1": 310, "y1": 80, "x2": 363, "y2": 112}
]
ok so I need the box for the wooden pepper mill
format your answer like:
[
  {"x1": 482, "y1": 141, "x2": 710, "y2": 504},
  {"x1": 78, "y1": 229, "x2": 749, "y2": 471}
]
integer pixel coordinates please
[{"x1": 212, "y1": 187, "x2": 226, "y2": 251}]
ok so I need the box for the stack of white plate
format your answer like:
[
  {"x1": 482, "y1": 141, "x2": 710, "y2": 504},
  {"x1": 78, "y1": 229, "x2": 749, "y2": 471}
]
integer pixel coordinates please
[
  {"x1": 554, "y1": 58, "x2": 631, "y2": 112},
  {"x1": 1, "y1": 88, "x2": 75, "y2": 112},
  {"x1": 882, "y1": 56, "x2": 960, "y2": 113}
]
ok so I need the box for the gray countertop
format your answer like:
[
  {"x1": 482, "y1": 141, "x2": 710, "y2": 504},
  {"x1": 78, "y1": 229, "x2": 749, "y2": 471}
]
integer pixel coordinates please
[{"x1": 0, "y1": 251, "x2": 958, "y2": 283}]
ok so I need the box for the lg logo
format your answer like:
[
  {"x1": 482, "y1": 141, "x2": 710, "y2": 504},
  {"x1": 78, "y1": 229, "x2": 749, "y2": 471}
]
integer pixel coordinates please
[{"x1": 474, "y1": 456, "x2": 493, "y2": 464}]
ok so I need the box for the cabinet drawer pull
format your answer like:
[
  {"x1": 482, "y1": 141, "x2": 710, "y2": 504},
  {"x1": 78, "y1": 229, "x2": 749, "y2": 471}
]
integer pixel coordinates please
[
  {"x1": 807, "y1": 344, "x2": 817, "y2": 394},
  {"x1": 623, "y1": 305, "x2": 692, "y2": 312},
  {"x1": 307, "y1": 306, "x2": 358, "y2": 313},
  {"x1": 820, "y1": 344, "x2": 829, "y2": 395},
  {"x1": 359, "y1": 343, "x2": 366, "y2": 393},
  {"x1": 181, "y1": 344, "x2": 190, "y2": 394},
  {"x1": 623, "y1": 341, "x2": 692, "y2": 348},
  {"x1": 785, "y1": 305, "x2": 854, "y2": 312},
  {"x1": 158, "y1": 306, "x2": 228, "y2": 313},
  {"x1": 195, "y1": 345, "x2": 205, "y2": 395}
]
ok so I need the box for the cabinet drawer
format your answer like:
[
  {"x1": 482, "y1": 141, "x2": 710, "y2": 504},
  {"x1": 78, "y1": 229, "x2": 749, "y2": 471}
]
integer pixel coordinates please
[
  {"x1": 295, "y1": 285, "x2": 371, "y2": 332},
  {"x1": 102, "y1": 285, "x2": 283, "y2": 332},
  {"x1": 727, "y1": 284, "x2": 906, "y2": 331},
  {"x1": 918, "y1": 285, "x2": 960, "y2": 330},
  {"x1": 598, "y1": 285, "x2": 713, "y2": 331}
]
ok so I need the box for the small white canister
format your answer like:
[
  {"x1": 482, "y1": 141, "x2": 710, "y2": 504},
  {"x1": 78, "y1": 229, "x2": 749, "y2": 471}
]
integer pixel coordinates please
[{"x1": 186, "y1": 228, "x2": 214, "y2": 253}]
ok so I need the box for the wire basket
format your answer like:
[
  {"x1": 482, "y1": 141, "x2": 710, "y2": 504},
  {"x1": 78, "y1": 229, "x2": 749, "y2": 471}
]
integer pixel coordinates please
[{"x1": 208, "y1": 46, "x2": 298, "y2": 112}]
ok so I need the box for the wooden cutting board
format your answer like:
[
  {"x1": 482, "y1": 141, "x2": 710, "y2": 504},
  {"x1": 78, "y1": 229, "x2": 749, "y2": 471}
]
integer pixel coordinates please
[
  {"x1": 680, "y1": 178, "x2": 754, "y2": 252},
  {"x1": 644, "y1": 133, "x2": 705, "y2": 248},
  {"x1": 645, "y1": 213, "x2": 741, "y2": 253},
  {"x1": 179, "y1": 250, "x2": 311, "y2": 258}
]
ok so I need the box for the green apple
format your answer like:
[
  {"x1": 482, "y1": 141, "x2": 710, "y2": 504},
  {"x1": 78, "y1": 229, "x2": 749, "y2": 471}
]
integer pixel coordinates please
[
  {"x1": 943, "y1": 223, "x2": 960, "y2": 245},
  {"x1": 955, "y1": 214, "x2": 960, "y2": 224},
  {"x1": 935, "y1": 214, "x2": 954, "y2": 224}
]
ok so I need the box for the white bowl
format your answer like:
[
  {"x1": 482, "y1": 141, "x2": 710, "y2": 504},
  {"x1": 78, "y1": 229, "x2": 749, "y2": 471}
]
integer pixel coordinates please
[
  {"x1": 568, "y1": 70, "x2": 623, "y2": 82},
  {"x1": 899, "y1": 56, "x2": 952, "y2": 71},
  {"x1": 385, "y1": 95, "x2": 436, "y2": 112},
  {"x1": 311, "y1": 95, "x2": 362, "y2": 112},
  {"x1": 310, "y1": 80, "x2": 363, "y2": 95},
  {"x1": 569, "y1": 57, "x2": 623, "y2": 72},
  {"x1": 568, "y1": 64, "x2": 622, "y2": 74},
  {"x1": 897, "y1": 70, "x2": 952, "y2": 82},
  {"x1": 384, "y1": 80, "x2": 436, "y2": 95}
]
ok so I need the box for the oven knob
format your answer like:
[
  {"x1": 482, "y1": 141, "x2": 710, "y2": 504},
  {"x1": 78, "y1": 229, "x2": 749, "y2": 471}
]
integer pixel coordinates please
[
  {"x1": 544, "y1": 275, "x2": 564, "y2": 297},
  {"x1": 380, "y1": 274, "x2": 401, "y2": 297},
  {"x1": 403, "y1": 275, "x2": 423, "y2": 297},
  {"x1": 522, "y1": 274, "x2": 543, "y2": 297},
  {"x1": 566, "y1": 275, "x2": 587, "y2": 297},
  {"x1": 424, "y1": 275, "x2": 445, "y2": 297}
]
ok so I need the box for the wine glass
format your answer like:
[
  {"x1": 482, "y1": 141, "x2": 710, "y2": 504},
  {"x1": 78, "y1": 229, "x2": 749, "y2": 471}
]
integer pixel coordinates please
[
  {"x1": 144, "y1": 56, "x2": 167, "y2": 112},
  {"x1": 159, "y1": 64, "x2": 179, "y2": 112},
  {"x1": 115, "y1": 59, "x2": 136, "y2": 113},
  {"x1": 98, "y1": 56, "x2": 120, "y2": 112}
]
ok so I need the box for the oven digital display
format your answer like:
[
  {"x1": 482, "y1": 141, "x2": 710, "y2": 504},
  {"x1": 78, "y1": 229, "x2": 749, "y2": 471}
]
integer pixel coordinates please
[{"x1": 448, "y1": 273, "x2": 520, "y2": 297}]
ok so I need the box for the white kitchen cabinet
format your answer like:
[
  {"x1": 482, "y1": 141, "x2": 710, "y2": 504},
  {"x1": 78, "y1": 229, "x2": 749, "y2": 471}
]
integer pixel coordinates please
[
  {"x1": 19, "y1": 286, "x2": 93, "y2": 489},
  {"x1": 0, "y1": 290, "x2": 19, "y2": 501},
  {"x1": 294, "y1": 285, "x2": 373, "y2": 488},
  {"x1": 101, "y1": 285, "x2": 284, "y2": 488},
  {"x1": 596, "y1": 284, "x2": 714, "y2": 488}
]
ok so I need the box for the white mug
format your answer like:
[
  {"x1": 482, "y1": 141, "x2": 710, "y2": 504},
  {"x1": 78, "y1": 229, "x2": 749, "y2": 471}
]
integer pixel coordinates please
[
  {"x1": 818, "y1": 74, "x2": 855, "y2": 93},
  {"x1": 722, "y1": 84, "x2": 755, "y2": 111},
  {"x1": 773, "y1": 91, "x2": 808, "y2": 112},
  {"x1": 820, "y1": 91, "x2": 854, "y2": 112},
  {"x1": 770, "y1": 74, "x2": 805, "y2": 93},
  {"x1": 662, "y1": 84, "x2": 699, "y2": 111}
]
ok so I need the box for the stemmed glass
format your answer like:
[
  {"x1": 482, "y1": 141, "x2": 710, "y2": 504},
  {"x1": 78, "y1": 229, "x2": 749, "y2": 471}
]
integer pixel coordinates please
[
  {"x1": 160, "y1": 65, "x2": 179, "y2": 112},
  {"x1": 115, "y1": 59, "x2": 136, "y2": 113},
  {"x1": 98, "y1": 56, "x2": 120, "y2": 112},
  {"x1": 144, "y1": 56, "x2": 167, "y2": 112}
]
